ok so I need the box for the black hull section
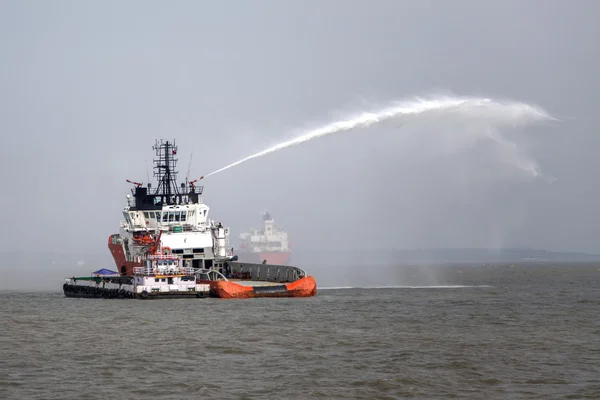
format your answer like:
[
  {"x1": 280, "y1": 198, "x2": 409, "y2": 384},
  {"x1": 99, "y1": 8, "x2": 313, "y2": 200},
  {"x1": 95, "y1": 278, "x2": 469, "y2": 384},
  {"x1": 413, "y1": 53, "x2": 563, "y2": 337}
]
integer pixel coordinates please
[
  {"x1": 252, "y1": 285, "x2": 289, "y2": 296},
  {"x1": 63, "y1": 284, "x2": 134, "y2": 299},
  {"x1": 62, "y1": 284, "x2": 208, "y2": 300}
]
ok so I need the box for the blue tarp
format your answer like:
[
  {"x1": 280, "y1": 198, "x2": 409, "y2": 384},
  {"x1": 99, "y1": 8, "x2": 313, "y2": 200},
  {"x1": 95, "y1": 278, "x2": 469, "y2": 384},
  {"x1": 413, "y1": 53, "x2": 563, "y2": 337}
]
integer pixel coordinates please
[{"x1": 92, "y1": 268, "x2": 120, "y2": 276}]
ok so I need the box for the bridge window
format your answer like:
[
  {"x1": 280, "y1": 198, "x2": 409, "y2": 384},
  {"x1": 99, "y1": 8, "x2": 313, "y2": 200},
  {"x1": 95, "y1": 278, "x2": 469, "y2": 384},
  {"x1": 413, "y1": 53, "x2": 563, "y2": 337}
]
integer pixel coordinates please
[{"x1": 143, "y1": 212, "x2": 150, "y2": 218}]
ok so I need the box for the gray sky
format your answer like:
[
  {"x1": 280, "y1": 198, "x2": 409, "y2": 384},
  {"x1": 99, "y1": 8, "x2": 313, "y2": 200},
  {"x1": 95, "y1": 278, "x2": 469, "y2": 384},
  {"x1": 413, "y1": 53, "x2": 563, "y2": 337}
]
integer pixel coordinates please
[{"x1": 1, "y1": 0, "x2": 599, "y2": 258}]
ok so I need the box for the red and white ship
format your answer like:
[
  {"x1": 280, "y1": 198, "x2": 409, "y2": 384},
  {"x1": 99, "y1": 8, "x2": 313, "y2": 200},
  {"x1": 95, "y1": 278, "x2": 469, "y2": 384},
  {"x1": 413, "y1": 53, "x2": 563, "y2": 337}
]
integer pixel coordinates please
[
  {"x1": 63, "y1": 139, "x2": 317, "y2": 300},
  {"x1": 107, "y1": 139, "x2": 235, "y2": 276},
  {"x1": 237, "y1": 211, "x2": 291, "y2": 265}
]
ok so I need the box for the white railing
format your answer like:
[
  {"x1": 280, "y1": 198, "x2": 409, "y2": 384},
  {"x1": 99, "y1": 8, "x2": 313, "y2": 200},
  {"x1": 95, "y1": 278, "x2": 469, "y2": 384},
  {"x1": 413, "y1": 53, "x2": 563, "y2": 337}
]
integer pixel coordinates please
[
  {"x1": 196, "y1": 269, "x2": 228, "y2": 281},
  {"x1": 133, "y1": 266, "x2": 194, "y2": 276},
  {"x1": 153, "y1": 267, "x2": 194, "y2": 275},
  {"x1": 179, "y1": 267, "x2": 195, "y2": 275},
  {"x1": 147, "y1": 254, "x2": 179, "y2": 260}
]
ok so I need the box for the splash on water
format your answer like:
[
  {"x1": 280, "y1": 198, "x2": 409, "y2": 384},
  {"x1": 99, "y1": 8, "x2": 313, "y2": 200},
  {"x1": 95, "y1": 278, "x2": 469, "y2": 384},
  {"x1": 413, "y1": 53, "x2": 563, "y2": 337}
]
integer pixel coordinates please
[
  {"x1": 320, "y1": 285, "x2": 495, "y2": 290},
  {"x1": 202, "y1": 95, "x2": 554, "y2": 179}
]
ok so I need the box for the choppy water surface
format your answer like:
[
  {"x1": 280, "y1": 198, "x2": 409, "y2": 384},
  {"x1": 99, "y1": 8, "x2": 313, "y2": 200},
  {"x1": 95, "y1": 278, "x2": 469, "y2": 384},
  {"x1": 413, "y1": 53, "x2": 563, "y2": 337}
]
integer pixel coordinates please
[{"x1": 1, "y1": 264, "x2": 599, "y2": 399}]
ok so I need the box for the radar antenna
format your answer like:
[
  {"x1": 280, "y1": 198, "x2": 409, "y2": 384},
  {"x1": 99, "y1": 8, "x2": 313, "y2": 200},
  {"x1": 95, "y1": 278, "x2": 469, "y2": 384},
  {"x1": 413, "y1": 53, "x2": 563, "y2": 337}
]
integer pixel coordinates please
[
  {"x1": 152, "y1": 139, "x2": 180, "y2": 201},
  {"x1": 126, "y1": 139, "x2": 203, "y2": 210}
]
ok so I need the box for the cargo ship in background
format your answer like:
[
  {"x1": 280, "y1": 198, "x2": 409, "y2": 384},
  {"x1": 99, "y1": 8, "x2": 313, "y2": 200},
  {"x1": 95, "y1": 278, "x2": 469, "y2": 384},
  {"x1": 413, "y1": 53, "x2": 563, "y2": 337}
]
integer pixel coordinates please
[
  {"x1": 237, "y1": 211, "x2": 292, "y2": 265},
  {"x1": 62, "y1": 139, "x2": 316, "y2": 299}
]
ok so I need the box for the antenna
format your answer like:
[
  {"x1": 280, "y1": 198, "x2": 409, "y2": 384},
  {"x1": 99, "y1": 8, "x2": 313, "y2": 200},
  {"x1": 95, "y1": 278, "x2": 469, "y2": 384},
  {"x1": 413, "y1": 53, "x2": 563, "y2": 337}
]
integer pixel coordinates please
[
  {"x1": 145, "y1": 159, "x2": 150, "y2": 184},
  {"x1": 127, "y1": 139, "x2": 204, "y2": 209},
  {"x1": 186, "y1": 151, "x2": 193, "y2": 182},
  {"x1": 152, "y1": 139, "x2": 180, "y2": 202}
]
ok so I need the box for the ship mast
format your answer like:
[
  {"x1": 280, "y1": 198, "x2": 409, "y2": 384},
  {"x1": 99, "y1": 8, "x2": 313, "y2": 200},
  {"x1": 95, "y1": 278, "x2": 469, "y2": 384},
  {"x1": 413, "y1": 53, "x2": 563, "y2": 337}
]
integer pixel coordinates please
[
  {"x1": 127, "y1": 139, "x2": 203, "y2": 210},
  {"x1": 153, "y1": 139, "x2": 180, "y2": 203}
]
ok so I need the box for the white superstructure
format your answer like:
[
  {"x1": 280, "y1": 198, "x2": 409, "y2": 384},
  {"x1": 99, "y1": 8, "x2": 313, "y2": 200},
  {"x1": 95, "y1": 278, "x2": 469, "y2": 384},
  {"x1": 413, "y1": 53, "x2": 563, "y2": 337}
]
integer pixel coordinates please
[
  {"x1": 108, "y1": 139, "x2": 234, "y2": 275},
  {"x1": 118, "y1": 199, "x2": 232, "y2": 266}
]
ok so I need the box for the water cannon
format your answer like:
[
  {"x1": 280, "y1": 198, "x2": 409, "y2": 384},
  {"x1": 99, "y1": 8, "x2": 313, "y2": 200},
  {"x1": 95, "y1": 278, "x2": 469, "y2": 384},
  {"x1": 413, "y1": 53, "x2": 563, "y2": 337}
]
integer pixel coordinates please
[
  {"x1": 126, "y1": 179, "x2": 143, "y2": 187},
  {"x1": 189, "y1": 176, "x2": 204, "y2": 189}
]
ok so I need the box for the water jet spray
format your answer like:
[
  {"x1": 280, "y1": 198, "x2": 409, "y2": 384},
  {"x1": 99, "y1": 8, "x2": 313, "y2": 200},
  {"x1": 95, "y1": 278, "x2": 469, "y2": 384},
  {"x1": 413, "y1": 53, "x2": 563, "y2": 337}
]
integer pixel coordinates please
[{"x1": 196, "y1": 94, "x2": 554, "y2": 181}]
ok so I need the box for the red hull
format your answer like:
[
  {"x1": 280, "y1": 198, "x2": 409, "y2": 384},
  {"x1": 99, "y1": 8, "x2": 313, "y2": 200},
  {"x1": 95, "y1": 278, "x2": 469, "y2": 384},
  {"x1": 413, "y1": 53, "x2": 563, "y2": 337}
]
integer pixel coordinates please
[{"x1": 108, "y1": 236, "x2": 141, "y2": 276}]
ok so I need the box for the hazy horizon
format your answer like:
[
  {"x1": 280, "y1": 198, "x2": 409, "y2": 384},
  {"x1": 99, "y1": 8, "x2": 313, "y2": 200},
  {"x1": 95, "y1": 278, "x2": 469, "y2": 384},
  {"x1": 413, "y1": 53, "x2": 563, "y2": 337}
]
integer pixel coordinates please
[{"x1": 3, "y1": 246, "x2": 600, "y2": 291}]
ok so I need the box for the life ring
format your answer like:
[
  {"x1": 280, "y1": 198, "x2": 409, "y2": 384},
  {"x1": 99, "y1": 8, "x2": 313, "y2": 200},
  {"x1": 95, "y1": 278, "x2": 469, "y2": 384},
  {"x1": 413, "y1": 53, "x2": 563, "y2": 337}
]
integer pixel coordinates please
[{"x1": 141, "y1": 290, "x2": 149, "y2": 299}]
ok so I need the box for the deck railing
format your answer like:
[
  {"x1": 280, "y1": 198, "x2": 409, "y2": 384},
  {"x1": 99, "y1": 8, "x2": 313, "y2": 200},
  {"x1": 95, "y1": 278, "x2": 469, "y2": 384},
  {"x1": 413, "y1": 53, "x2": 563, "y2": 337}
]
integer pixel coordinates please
[{"x1": 133, "y1": 266, "x2": 195, "y2": 276}]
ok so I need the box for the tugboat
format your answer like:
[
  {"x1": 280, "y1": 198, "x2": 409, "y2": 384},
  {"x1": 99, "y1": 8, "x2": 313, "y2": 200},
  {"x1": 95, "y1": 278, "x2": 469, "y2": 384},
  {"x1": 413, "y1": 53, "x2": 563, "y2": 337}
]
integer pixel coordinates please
[{"x1": 63, "y1": 139, "x2": 316, "y2": 299}]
